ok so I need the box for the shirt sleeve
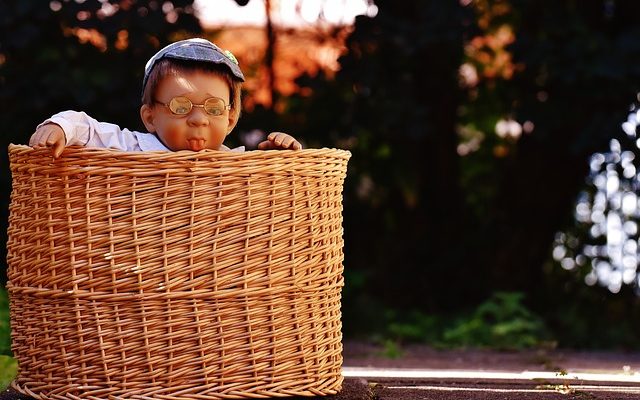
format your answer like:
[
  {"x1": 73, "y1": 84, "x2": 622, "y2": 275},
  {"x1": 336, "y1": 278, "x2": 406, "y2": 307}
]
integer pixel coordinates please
[{"x1": 40, "y1": 110, "x2": 143, "y2": 151}]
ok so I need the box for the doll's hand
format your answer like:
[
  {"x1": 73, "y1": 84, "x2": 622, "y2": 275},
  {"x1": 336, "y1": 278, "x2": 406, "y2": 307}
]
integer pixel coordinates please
[
  {"x1": 258, "y1": 132, "x2": 303, "y2": 150},
  {"x1": 29, "y1": 123, "x2": 66, "y2": 158}
]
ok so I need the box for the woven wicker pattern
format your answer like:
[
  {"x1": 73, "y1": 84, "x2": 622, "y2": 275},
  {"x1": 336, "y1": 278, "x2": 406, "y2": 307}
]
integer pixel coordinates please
[{"x1": 6, "y1": 144, "x2": 350, "y2": 400}]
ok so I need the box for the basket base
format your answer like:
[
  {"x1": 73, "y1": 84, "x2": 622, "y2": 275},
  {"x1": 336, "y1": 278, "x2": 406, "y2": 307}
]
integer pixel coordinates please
[{"x1": 11, "y1": 377, "x2": 343, "y2": 400}]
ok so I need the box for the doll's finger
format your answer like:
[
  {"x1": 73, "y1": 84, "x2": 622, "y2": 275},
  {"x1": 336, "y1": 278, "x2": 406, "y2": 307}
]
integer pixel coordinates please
[
  {"x1": 268, "y1": 132, "x2": 287, "y2": 145},
  {"x1": 262, "y1": 133, "x2": 302, "y2": 150},
  {"x1": 257, "y1": 140, "x2": 275, "y2": 150},
  {"x1": 50, "y1": 137, "x2": 65, "y2": 158},
  {"x1": 52, "y1": 143, "x2": 63, "y2": 158},
  {"x1": 42, "y1": 130, "x2": 62, "y2": 157},
  {"x1": 272, "y1": 134, "x2": 285, "y2": 146},
  {"x1": 29, "y1": 129, "x2": 47, "y2": 147},
  {"x1": 45, "y1": 129, "x2": 64, "y2": 147},
  {"x1": 31, "y1": 124, "x2": 62, "y2": 147},
  {"x1": 279, "y1": 136, "x2": 302, "y2": 150},
  {"x1": 36, "y1": 133, "x2": 54, "y2": 148},
  {"x1": 281, "y1": 136, "x2": 295, "y2": 148}
]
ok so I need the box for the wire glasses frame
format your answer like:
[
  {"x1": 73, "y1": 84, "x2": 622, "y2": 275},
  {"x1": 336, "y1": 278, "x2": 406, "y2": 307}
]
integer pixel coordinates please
[{"x1": 154, "y1": 96, "x2": 231, "y2": 116}]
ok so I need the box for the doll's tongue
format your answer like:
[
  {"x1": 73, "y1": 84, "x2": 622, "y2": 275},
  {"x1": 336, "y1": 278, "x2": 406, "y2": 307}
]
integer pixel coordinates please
[{"x1": 188, "y1": 139, "x2": 205, "y2": 151}]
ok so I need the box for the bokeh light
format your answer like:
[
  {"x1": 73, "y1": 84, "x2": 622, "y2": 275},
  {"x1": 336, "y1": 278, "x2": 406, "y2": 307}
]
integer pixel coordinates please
[{"x1": 553, "y1": 104, "x2": 640, "y2": 293}]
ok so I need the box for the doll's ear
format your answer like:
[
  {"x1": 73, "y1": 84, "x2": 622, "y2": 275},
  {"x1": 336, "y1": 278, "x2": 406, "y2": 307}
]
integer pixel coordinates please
[
  {"x1": 140, "y1": 104, "x2": 156, "y2": 132},
  {"x1": 226, "y1": 112, "x2": 238, "y2": 136}
]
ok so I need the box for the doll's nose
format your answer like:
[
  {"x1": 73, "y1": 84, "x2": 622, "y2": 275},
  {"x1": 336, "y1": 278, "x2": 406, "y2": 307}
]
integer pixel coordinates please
[{"x1": 186, "y1": 107, "x2": 209, "y2": 126}]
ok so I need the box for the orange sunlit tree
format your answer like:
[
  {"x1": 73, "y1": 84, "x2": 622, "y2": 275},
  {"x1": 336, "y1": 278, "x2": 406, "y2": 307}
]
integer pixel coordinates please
[{"x1": 0, "y1": 0, "x2": 202, "y2": 283}]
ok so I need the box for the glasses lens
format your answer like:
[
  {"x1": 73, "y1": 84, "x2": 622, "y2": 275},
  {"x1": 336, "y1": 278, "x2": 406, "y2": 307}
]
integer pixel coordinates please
[
  {"x1": 169, "y1": 97, "x2": 192, "y2": 115},
  {"x1": 204, "y1": 98, "x2": 226, "y2": 116}
]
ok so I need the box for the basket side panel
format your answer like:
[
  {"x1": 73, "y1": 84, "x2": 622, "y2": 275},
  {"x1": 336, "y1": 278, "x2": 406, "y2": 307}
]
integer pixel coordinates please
[{"x1": 7, "y1": 147, "x2": 349, "y2": 398}]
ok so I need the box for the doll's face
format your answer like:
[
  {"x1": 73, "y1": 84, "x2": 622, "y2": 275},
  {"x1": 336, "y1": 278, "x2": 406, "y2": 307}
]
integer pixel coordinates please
[{"x1": 140, "y1": 70, "x2": 237, "y2": 151}]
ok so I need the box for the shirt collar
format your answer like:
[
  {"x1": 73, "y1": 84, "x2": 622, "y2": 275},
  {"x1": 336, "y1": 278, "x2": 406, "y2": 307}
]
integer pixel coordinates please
[{"x1": 134, "y1": 132, "x2": 171, "y2": 151}]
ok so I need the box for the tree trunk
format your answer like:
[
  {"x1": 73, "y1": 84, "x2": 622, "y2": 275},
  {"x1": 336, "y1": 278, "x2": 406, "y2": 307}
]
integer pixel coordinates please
[{"x1": 264, "y1": 0, "x2": 277, "y2": 109}]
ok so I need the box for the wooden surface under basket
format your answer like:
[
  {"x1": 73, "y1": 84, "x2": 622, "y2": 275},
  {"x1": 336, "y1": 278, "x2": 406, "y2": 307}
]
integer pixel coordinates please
[{"x1": 6, "y1": 144, "x2": 351, "y2": 400}]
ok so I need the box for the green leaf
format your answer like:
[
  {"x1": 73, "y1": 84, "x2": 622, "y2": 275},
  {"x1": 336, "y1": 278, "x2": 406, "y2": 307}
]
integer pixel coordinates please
[{"x1": 0, "y1": 355, "x2": 17, "y2": 391}]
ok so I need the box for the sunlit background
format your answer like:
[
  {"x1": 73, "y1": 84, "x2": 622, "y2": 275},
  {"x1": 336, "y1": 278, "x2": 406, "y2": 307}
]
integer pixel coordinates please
[
  {"x1": 194, "y1": 0, "x2": 378, "y2": 27},
  {"x1": 3, "y1": 0, "x2": 640, "y2": 363}
]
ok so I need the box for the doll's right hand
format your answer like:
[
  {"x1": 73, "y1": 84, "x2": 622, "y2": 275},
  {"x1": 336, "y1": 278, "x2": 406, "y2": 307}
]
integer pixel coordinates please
[{"x1": 29, "y1": 123, "x2": 66, "y2": 158}]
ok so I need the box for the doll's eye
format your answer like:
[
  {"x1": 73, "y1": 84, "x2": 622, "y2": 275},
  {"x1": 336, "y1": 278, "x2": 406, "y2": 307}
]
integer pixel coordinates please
[
  {"x1": 206, "y1": 107, "x2": 223, "y2": 116},
  {"x1": 168, "y1": 97, "x2": 193, "y2": 115},
  {"x1": 204, "y1": 98, "x2": 227, "y2": 116}
]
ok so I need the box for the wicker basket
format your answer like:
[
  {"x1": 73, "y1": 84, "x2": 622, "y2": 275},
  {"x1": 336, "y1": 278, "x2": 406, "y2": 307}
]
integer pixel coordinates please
[{"x1": 6, "y1": 144, "x2": 350, "y2": 400}]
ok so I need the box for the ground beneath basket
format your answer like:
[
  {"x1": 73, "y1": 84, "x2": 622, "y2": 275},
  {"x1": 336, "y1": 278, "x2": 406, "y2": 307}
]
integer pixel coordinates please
[{"x1": 3, "y1": 341, "x2": 640, "y2": 399}]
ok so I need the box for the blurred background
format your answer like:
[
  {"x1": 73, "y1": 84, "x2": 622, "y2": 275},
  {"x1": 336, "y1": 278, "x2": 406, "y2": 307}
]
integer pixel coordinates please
[{"x1": 3, "y1": 0, "x2": 640, "y2": 364}]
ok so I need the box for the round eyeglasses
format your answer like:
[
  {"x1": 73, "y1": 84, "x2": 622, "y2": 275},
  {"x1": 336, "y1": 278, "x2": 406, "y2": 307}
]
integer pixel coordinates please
[{"x1": 154, "y1": 96, "x2": 231, "y2": 116}]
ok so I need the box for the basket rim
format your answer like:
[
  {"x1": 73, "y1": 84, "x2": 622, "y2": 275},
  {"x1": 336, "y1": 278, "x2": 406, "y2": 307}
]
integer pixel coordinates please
[{"x1": 8, "y1": 143, "x2": 352, "y2": 162}]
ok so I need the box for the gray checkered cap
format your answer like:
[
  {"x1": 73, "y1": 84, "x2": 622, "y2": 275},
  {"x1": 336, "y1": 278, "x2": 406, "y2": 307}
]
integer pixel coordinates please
[{"x1": 142, "y1": 38, "x2": 245, "y2": 94}]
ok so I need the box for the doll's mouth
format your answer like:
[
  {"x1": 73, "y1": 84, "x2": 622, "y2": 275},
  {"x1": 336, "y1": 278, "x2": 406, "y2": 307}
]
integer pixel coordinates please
[{"x1": 187, "y1": 139, "x2": 205, "y2": 151}]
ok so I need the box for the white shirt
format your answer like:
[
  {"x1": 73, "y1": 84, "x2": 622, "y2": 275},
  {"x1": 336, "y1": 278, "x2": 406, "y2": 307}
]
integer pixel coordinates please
[{"x1": 41, "y1": 110, "x2": 244, "y2": 152}]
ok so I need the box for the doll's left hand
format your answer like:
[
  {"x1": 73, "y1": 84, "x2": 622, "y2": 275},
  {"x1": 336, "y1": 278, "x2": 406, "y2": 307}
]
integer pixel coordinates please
[{"x1": 258, "y1": 132, "x2": 303, "y2": 150}]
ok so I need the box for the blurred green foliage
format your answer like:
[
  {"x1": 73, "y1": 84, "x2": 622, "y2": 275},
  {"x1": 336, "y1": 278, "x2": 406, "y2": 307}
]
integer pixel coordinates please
[
  {"x1": 376, "y1": 292, "x2": 549, "y2": 351},
  {"x1": 0, "y1": 286, "x2": 15, "y2": 388},
  {"x1": 0, "y1": 287, "x2": 9, "y2": 356},
  {"x1": 2, "y1": 0, "x2": 640, "y2": 351},
  {"x1": 442, "y1": 292, "x2": 548, "y2": 349},
  {"x1": 0, "y1": 355, "x2": 17, "y2": 390}
]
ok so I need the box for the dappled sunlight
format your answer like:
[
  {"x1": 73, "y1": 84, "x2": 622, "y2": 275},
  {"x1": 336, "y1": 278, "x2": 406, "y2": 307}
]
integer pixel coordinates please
[
  {"x1": 554, "y1": 106, "x2": 640, "y2": 294},
  {"x1": 195, "y1": 0, "x2": 378, "y2": 27},
  {"x1": 343, "y1": 367, "x2": 640, "y2": 383}
]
